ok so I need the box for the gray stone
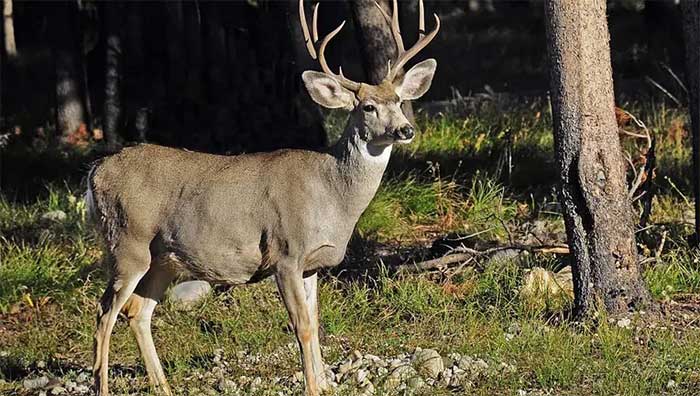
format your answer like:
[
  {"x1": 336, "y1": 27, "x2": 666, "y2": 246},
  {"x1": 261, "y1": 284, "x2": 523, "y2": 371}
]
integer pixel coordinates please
[
  {"x1": 23, "y1": 376, "x2": 49, "y2": 390},
  {"x1": 412, "y1": 348, "x2": 444, "y2": 379},
  {"x1": 168, "y1": 281, "x2": 212, "y2": 309},
  {"x1": 41, "y1": 210, "x2": 67, "y2": 223},
  {"x1": 50, "y1": 386, "x2": 66, "y2": 395},
  {"x1": 384, "y1": 365, "x2": 417, "y2": 390}
]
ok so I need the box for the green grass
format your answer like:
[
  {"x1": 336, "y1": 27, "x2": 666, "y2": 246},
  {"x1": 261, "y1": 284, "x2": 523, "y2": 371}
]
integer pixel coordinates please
[{"x1": 2, "y1": 101, "x2": 700, "y2": 395}]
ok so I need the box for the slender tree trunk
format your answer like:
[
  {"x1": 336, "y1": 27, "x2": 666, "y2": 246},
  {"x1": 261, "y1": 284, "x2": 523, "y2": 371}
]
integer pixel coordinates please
[
  {"x1": 202, "y1": 1, "x2": 231, "y2": 149},
  {"x1": 183, "y1": 0, "x2": 205, "y2": 147},
  {"x1": 103, "y1": 1, "x2": 123, "y2": 150},
  {"x1": 165, "y1": 0, "x2": 187, "y2": 146},
  {"x1": 3, "y1": 0, "x2": 15, "y2": 58},
  {"x1": 350, "y1": 0, "x2": 414, "y2": 122},
  {"x1": 681, "y1": 1, "x2": 700, "y2": 246},
  {"x1": 124, "y1": 2, "x2": 149, "y2": 142},
  {"x1": 52, "y1": 1, "x2": 86, "y2": 141},
  {"x1": 544, "y1": 0, "x2": 650, "y2": 316}
]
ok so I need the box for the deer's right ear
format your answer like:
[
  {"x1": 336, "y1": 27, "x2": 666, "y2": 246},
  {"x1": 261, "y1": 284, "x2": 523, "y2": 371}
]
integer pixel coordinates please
[{"x1": 302, "y1": 71, "x2": 356, "y2": 109}]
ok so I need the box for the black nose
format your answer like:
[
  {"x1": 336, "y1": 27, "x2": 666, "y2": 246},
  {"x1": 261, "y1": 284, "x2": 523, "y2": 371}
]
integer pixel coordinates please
[{"x1": 394, "y1": 125, "x2": 415, "y2": 140}]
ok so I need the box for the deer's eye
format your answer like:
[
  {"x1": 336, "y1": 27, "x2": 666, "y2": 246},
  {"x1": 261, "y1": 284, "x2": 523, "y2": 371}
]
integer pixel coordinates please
[{"x1": 363, "y1": 104, "x2": 376, "y2": 113}]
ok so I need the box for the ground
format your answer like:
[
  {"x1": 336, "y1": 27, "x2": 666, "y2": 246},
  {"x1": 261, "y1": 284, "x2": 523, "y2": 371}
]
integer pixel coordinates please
[{"x1": 2, "y1": 98, "x2": 700, "y2": 395}]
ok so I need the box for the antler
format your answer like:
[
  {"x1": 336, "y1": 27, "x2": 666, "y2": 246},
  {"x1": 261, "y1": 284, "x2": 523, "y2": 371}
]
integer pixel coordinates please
[
  {"x1": 374, "y1": 0, "x2": 440, "y2": 82},
  {"x1": 299, "y1": 0, "x2": 361, "y2": 91}
]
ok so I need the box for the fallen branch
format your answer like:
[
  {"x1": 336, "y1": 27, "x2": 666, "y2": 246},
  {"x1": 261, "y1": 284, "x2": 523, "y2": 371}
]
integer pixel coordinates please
[{"x1": 398, "y1": 243, "x2": 570, "y2": 274}]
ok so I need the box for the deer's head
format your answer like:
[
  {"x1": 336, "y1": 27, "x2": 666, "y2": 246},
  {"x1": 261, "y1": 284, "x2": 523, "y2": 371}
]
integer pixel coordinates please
[{"x1": 299, "y1": 0, "x2": 440, "y2": 148}]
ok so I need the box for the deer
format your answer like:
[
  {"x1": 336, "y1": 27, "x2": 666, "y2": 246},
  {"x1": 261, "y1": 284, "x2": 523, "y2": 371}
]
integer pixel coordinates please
[{"x1": 86, "y1": 1, "x2": 439, "y2": 395}]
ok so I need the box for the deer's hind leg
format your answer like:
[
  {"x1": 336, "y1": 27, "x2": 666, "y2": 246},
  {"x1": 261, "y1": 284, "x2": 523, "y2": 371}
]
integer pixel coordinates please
[
  {"x1": 123, "y1": 257, "x2": 177, "y2": 396},
  {"x1": 93, "y1": 239, "x2": 151, "y2": 396}
]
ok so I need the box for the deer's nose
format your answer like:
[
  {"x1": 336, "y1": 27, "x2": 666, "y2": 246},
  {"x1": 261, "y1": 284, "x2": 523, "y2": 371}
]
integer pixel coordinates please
[{"x1": 394, "y1": 125, "x2": 415, "y2": 140}]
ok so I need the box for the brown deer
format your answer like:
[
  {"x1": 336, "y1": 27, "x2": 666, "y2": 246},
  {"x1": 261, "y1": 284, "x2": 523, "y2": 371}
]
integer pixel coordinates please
[{"x1": 86, "y1": 1, "x2": 439, "y2": 394}]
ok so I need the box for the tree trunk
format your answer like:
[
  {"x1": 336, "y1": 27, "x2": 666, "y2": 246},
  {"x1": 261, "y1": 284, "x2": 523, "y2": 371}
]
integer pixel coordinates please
[
  {"x1": 103, "y1": 0, "x2": 123, "y2": 150},
  {"x1": 681, "y1": 1, "x2": 700, "y2": 246},
  {"x1": 124, "y1": 2, "x2": 149, "y2": 142},
  {"x1": 350, "y1": 0, "x2": 414, "y2": 122},
  {"x1": 52, "y1": 1, "x2": 86, "y2": 142},
  {"x1": 544, "y1": 0, "x2": 650, "y2": 316},
  {"x1": 3, "y1": 0, "x2": 15, "y2": 58},
  {"x1": 165, "y1": 0, "x2": 187, "y2": 146}
]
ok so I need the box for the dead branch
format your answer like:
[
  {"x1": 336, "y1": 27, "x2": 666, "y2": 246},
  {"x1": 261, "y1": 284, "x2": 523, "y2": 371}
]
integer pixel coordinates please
[{"x1": 398, "y1": 243, "x2": 570, "y2": 274}]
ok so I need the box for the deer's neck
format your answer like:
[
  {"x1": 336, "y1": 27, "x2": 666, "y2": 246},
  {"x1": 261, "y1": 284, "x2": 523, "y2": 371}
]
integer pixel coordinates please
[{"x1": 329, "y1": 128, "x2": 392, "y2": 218}]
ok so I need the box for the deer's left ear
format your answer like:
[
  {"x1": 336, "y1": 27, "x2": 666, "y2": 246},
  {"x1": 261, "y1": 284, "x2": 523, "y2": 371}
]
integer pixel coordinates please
[{"x1": 395, "y1": 59, "x2": 437, "y2": 101}]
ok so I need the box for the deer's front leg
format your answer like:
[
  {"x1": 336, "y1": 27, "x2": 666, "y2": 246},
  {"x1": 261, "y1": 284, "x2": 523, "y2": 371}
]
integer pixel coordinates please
[
  {"x1": 276, "y1": 268, "x2": 324, "y2": 396},
  {"x1": 303, "y1": 272, "x2": 329, "y2": 390}
]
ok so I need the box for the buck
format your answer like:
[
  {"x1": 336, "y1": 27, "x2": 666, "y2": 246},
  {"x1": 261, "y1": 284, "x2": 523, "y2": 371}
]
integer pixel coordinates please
[{"x1": 86, "y1": 1, "x2": 439, "y2": 395}]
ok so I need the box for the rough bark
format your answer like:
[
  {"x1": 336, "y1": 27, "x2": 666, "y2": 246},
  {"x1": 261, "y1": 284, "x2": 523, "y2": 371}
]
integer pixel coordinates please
[
  {"x1": 3, "y1": 0, "x2": 15, "y2": 58},
  {"x1": 52, "y1": 1, "x2": 86, "y2": 141},
  {"x1": 103, "y1": 1, "x2": 123, "y2": 150},
  {"x1": 681, "y1": 1, "x2": 700, "y2": 246},
  {"x1": 544, "y1": 0, "x2": 650, "y2": 316},
  {"x1": 350, "y1": 0, "x2": 415, "y2": 123}
]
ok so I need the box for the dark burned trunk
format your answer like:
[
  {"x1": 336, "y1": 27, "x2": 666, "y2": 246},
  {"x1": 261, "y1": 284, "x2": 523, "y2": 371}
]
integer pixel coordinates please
[
  {"x1": 124, "y1": 2, "x2": 149, "y2": 142},
  {"x1": 183, "y1": 0, "x2": 204, "y2": 145},
  {"x1": 52, "y1": 1, "x2": 86, "y2": 142},
  {"x1": 202, "y1": 1, "x2": 230, "y2": 150},
  {"x1": 350, "y1": 0, "x2": 414, "y2": 122},
  {"x1": 165, "y1": 0, "x2": 187, "y2": 146},
  {"x1": 681, "y1": 1, "x2": 700, "y2": 246},
  {"x1": 350, "y1": 0, "x2": 395, "y2": 84},
  {"x1": 103, "y1": 1, "x2": 123, "y2": 150},
  {"x1": 544, "y1": 0, "x2": 650, "y2": 316}
]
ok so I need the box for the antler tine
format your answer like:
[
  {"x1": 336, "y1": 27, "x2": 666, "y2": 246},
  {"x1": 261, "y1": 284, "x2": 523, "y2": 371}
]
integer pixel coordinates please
[
  {"x1": 389, "y1": 12, "x2": 440, "y2": 81},
  {"x1": 318, "y1": 20, "x2": 362, "y2": 91},
  {"x1": 299, "y1": 0, "x2": 317, "y2": 59},
  {"x1": 298, "y1": 0, "x2": 361, "y2": 91},
  {"x1": 312, "y1": 3, "x2": 319, "y2": 43}
]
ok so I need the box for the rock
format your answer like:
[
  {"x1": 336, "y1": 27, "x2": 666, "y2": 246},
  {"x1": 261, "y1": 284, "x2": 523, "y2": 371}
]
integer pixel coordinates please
[
  {"x1": 167, "y1": 281, "x2": 212, "y2": 309},
  {"x1": 217, "y1": 378, "x2": 237, "y2": 392},
  {"x1": 23, "y1": 376, "x2": 50, "y2": 390},
  {"x1": 41, "y1": 210, "x2": 67, "y2": 223},
  {"x1": 616, "y1": 318, "x2": 631, "y2": 329},
  {"x1": 358, "y1": 381, "x2": 375, "y2": 396},
  {"x1": 667, "y1": 379, "x2": 677, "y2": 388},
  {"x1": 406, "y1": 376, "x2": 426, "y2": 390},
  {"x1": 356, "y1": 369, "x2": 369, "y2": 384},
  {"x1": 338, "y1": 358, "x2": 353, "y2": 374},
  {"x1": 519, "y1": 266, "x2": 574, "y2": 311},
  {"x1": 411, "y1": 348, "x2": 444, "y2": 379},
  {"x1": 384, "y1": 365, "x2": 417, "y2": 390},
  {"x1": 50, "y1": 386, "x2": 66, "y2": 395},
  {"x1": 74, "y1": 384, "x2": 89, "y2": 393},
  {"x1": 76, "y1": 372, "x2": 90, "y2": 383}
]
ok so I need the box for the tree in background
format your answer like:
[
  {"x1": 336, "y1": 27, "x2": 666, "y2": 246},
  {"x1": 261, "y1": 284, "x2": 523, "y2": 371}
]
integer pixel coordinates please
[
  {"x1": 681, "y1": 1, "x2": 700, "y2": 247},
  {"x1": 103, "y1": 0, "x2": 123, "y2": 150},
  {"x1": 123, "y1": 2, "x2": 149, "y2": 142},
  {"x1": 350, "y1": 0, "x2": 414, "y2": 122},
  {"x1": 3, "y1": 0, "x2": 16, "y2": 58},
  {"x1": 544, "y1": 0, "x2": 650, "y2": 316},
  {"x1": 52, "y1": 1, "x2": 86, "y2": 142}
]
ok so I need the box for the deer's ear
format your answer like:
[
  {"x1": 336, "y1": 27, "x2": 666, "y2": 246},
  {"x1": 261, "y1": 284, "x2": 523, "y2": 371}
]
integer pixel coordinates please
[
  {"x1": 302, "y1": 71, "x2": 356, "y2": 109},
  {"x1": 395, "y1": 59, "x2": 437, "y2": 101}
]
